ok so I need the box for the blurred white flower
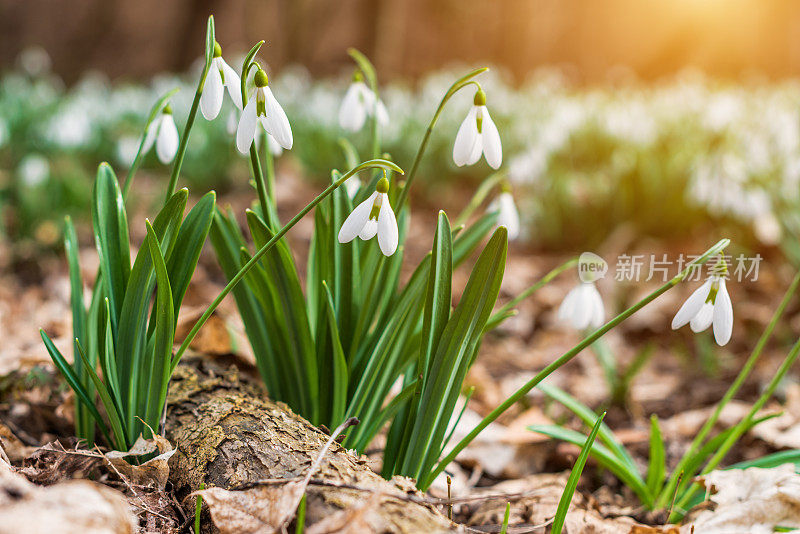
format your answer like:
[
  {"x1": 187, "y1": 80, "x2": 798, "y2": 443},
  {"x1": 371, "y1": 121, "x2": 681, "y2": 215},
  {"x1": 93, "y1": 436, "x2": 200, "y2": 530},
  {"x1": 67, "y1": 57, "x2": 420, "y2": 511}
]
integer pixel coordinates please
[
  {"x1": 338, "y1": 72, "x2": 389, "y2": 132},
  {"x1": 236, "y1": 69, "x2": 293, "y2": 153},
  {"x1": 344, "y1": 177, "x2": 362, "y2": 198},
  {"x1": 671, "y1": 272, "x2": 733, "y2": 346},
  {"x1": 453, "y1": 89, "x2": 502, "y2": 169},
  {"x1": 338, "y1": 176, "x2": 398, "y2": 256},
  {"x1": 200, "y1": 41, "x2": 242, "y2": 120},
  {"x1": 558, "y1": 281, "x2": 605, "y2": 330},
  {"x1": 18, "y1": 154, "x2": 50, "y2": 187},
  {"x1": 142, "y1": 105, "x2": 179, "y2": 164},
  {"x1": 489, "y1": 189, "x2": 520, "y2": 240},
  {"x1": 115, "y1": 135, "x2": 140, "y2": 167},
  {"x1": 18, "y1": 46, "x2": 51, "y2": 77}
]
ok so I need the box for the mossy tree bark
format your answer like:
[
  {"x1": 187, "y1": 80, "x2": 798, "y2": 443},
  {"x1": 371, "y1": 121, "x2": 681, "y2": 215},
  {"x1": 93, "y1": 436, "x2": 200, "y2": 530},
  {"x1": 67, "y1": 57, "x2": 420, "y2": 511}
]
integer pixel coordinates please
[{"x1": 165, "y1": 359, "x2": 459, "y2": 532}]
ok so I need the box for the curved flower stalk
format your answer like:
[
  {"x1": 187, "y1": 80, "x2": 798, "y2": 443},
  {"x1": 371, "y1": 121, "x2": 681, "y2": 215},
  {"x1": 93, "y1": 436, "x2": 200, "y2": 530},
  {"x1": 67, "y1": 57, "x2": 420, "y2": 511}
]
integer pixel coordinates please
[
  {"x1": 236, "y1": 68, "x2": 293, "y2": 153},
  {"x1": 337, "y1": 174, "x2": 398, "y2": 256},
  {"x1": 339, "y1": 70, "x2": 389, "y2": 132},
  {"x1": 558, "y1": 280, "x2": 605, "y2": 330},
  {"x1": 142, "y1": 104, "x2": 179, "y2": 164},
  {"x1": 453, "y1": 88, "x2": 502, "y2": 169},
  {"x1": 671, "y1": 263, "x2": 733, "y2": 346},
  {"x1": 200, "y1": 41, "x2": 242, "y2": 120}
]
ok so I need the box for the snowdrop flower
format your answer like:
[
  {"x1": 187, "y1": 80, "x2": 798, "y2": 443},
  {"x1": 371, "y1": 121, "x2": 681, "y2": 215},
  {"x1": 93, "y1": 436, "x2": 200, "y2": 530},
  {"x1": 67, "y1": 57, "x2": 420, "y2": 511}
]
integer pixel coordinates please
[
  {"x1": 200, "y1": 41, "x2": 243, "y2": 120},
  {"x1": 671, "y1": 269, "x2": 733, "y2": 346},
  {"x1": 338, "y1": 175, "x2": 398, "y2": 256},
  {"x1": 558, "y1": 280, "x2": 605, "y2": 330},
  {"x1": 453, "y1": 89, "x2": 502, "y2": 169},
  {"x1": 142, "y1": 104, "x2": 179, "y2": 164},
  {"x1": 490, "y1": 185, "x2": 520, "y2": 240},
  {"x1": 236, "y1": 68, "x2": 293, "y2": 154},
  {"x1": 338, "y1": 71, "x2": 389, "y2": 132}
]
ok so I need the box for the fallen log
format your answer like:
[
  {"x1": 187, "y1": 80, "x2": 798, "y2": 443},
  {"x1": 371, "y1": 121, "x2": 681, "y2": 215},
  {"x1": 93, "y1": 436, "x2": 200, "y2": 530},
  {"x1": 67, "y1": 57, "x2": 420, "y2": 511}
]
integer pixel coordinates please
[{"x1": 165, "y1": 358, "x2": 459, "y2": 533}]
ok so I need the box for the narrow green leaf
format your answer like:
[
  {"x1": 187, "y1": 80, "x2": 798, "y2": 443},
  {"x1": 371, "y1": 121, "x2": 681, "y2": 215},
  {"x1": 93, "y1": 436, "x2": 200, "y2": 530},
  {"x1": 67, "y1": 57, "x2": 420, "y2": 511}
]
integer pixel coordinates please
[
  {"x1": 40, "y1": 330, "x2": 113, "y2": 446},
  {"x1": 537, "y1": 381, "x2": 638, "y2": 471},
  {"x1": 419, "y1": 211, "x2": 452, "y2": 378},
  {"x1": 75, "y1": 340, "x2": 128, "y2": 450},
  {"x1": 143, "y1": 221, "x2": 175, "y2": 432},
  {"x1": 646, "y1": 414, "x2": 665, "y2": 497},
  {"x1": 92, "y1": 163, "x2": 130, "y2": 333},
  {"x1": 321, "y1": 281, "x2": 350, "y2": 426},
  {"x1": 529, "y1": 424, "x2": 652, "y2": 508},
  {"x1": 551, "y1": 412, "x2": 606, "y2": 534}
]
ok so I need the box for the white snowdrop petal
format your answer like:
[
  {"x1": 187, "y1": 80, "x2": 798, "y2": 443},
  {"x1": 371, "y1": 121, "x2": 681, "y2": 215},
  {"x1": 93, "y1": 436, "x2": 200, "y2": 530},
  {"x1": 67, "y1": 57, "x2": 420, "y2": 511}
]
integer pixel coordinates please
[
  {"x1": 671, "y1": 280, "x2": 712, "y2": 330},
  {"x1": 359, "y1": 219, "x2": 378, "y2": 240},
  {"x1": 690, "y1": 302, "x2": 714, "y2": 333},
  {"x1": 338, "y1": 192, "x2": 377, "y2": 243},
  {"x1": 557, "y1": 285, "x2": 581, "y2": 323},
  {"x1": 375, "y1": 99, "x2": 389, "y2": 126},
  {"x1": 570, "y1": 284, "x2": 594, "y2": 330},
  {"x1": 263, "y1": 87, "x2": 293, "y2": 149},
  {"x1": 156, "y1": 115, "x2": 179, "y2": 164},
  {"x1": 481, "y1": 107, "x2": 503, "y2": 169},
  {"x1": 713, "y1": 280, "x2": 733, "y2": 346},
  {"x1": 339, "y1": 83, "x2": 367, "y2": 132},
  {"x1": 466, "y1": 134, "x2": 484, "y2": 165},
  {"x1": 236, "y1": 99, "x2": 258, "y2": 154},
  {"x1": 220, "y1": 59, "x2": 243, "y2": 109},
  {"x1": 142, "y1": 116, "x2": 161, "y2": 154},
  {"x1": 377, "y1": 193, "x2": 398, "y2": 256},
  {"x1": 267, "y1": 133, "x2": 283, "y2": 156},
  {"x1": 453, "y1": 106, "x2": 479, "y2": 166},
  {"x1": 497, "y1": 192, "x2": 520, "y2": 240},
  {"x1": 200, "y1": 61, "x2": 224, "y2": 120},
  {"x1": 587, "y1": 283, "x2": 605, "y2": 328}
]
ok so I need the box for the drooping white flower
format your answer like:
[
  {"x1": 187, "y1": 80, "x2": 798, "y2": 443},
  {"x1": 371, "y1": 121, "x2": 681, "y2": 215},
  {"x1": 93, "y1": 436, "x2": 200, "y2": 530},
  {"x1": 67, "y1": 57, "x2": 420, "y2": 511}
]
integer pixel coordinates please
[
  {"x1": 200, "y1": 41, "x2": 243, "y2": 120},
  {"x1": 453, "y1": 89, "x2": 502, "y2": 169},
  {"x1": 338, "y1": 176, "x2": 398, "y2": 256},
  {"x1": 490, "y1": 188, "x2": 520, "y2": 240},
  {"x1": 671, "y1": 273, "x2": 733, "y2": 346},
  {"x1": 558, "y1": 281, "x2": 605, "y2": 330},
  {"x1": 236, "y1": 68, "x2": 293, "y2": 154},
  {"x1": 338, "y1": 71, "x2": 389, "y2": 132},
  {"x1": 142, "y1": 105, "x2": 179, "y2": 164}
]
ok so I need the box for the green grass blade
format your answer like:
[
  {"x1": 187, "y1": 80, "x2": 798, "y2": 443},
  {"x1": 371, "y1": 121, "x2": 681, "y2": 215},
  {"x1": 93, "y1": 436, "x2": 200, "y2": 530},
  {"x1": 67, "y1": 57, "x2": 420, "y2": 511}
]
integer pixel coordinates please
[
  {"x1": 537, "y1": 381, "x2": 637, "y2": 471},
  {"x1": 551, "y1": 412, "x2": 606, "y2": 534},
  {"x1": 646, "y1": 414, "x2": 665, "y2": 497},
  {"x1": 321, "y1": 282, "x2": 349, "y2": 426},
  {"x1": 529, "y1": 424, "x2": 653, "y2": 508}
]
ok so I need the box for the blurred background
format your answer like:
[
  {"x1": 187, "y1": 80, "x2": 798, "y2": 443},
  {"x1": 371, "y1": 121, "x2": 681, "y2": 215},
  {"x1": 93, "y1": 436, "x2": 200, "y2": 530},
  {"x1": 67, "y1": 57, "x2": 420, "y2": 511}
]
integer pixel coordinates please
[{"x1": 3, "y1": 0, "x2": 800, "y2": 260}]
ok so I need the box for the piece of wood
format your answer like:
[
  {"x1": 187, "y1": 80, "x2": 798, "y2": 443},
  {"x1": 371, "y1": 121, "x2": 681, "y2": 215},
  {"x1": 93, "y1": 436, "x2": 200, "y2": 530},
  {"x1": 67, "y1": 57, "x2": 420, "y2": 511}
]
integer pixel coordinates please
[{"x1": 165, "y1": 359, "x2": 459, "y2": 533}]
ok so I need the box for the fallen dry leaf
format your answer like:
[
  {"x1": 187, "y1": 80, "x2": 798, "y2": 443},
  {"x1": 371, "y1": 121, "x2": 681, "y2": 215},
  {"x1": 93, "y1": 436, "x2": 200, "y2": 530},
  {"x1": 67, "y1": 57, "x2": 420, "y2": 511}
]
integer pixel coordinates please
[
  {"x1": 106, "y1": 434, "x2": 176, "y2": 490},
  {"x1": 0, "y1": 456, "x2": 136, "y2": 534},
  {"x1": 306, "y1": 494, "x2": 390, "y2": 534},
  {"x1": 682, "y1": 465, "x2": 800, "y2": 533},
  {"x1": 20, "y1": 440, "x2": 102, "y2": 484},
  {"x1": 195, "y1": 417, "x2": 359, "y2": 534}
]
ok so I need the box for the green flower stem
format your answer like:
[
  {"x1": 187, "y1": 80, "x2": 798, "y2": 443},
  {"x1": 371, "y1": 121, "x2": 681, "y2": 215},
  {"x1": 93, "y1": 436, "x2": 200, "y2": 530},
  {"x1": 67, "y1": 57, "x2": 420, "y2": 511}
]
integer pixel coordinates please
[
  {"x1": 421, "y1": 238, "x2": 730, "y2": 490},
  {"x1": 656, "y1": 270, "x2": 800, "y2": 510},
  {"x1": 164, "y1": 16, "x2": 215, "y2": 201},
  {"x1": 264, "y1": 144, "x2": 277, "y2": 212},
  {"x1": 249, "y1": 143, "x2": 271, "y2": 226},
  {"x1": 671, "y1": 331, "x2": 800, "y2": 520},
  {"x1": 173, "y1": 159, "x2": 404, "y2": 365},
  {"x1": 395, "y1": 68, "x2": 488, "y2": 209}
]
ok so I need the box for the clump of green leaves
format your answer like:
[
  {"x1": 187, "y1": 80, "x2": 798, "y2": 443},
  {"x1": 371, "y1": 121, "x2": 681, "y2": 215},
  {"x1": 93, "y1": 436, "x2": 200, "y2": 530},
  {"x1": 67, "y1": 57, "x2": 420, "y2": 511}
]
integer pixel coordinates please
[{"x1": 41, "y1": 163, "x2": 215, "y2": 450}]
